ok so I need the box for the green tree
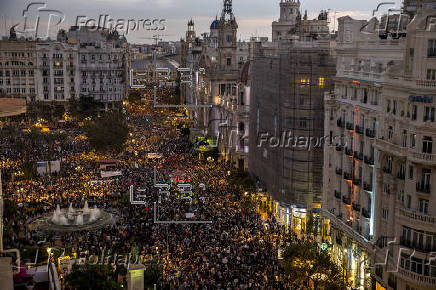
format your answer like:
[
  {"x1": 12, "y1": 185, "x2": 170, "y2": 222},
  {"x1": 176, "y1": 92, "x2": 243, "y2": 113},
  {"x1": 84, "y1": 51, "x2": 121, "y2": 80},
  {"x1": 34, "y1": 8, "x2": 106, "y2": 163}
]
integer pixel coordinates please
[
  {"x1": 282, "y1": 241, "x2": 347, "y2": 289},
  {"x1": 65, "y1": 264, "x2": 121, "y2": 290},
  {"x1": 69, "y1": 97, "x2": 101, "y2": 119},
  {"x1": 84, "y1": 111, "x2": 129, "y2": 154}
]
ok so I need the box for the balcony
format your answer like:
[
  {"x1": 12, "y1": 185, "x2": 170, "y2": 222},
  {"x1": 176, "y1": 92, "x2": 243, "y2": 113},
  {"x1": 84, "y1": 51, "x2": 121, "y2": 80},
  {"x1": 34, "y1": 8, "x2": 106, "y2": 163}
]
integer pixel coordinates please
[
  {"x1": 398, "y1": 268, "x2": 436, "y2": 288},
  {"x1": 416, "y1": 79, "x2": 436, "y2": 89},
  {"x1": 334, "y1": 191, "x2": 342, "y2": 199},
  {"x1": 397, "y1": 207, "x2": 436, "y2": 225},
  {"x1": 409, "y1": 151, "x2": 436, "y2": 165},
  {"x1": 337, "y1": 119, "x2": 345, "y2": 128},
  {"x1": 352, "y1": 202, "x2": 361, "y2": 212},
  {"x1": 364, "y1": 156, "x2": 374, "y2": 165},
  {"x1": 366, "y1": 128, "x2": 376, "y2": 138},
  {"x1": 376, "y1": 138, "x2": 408, "y2": 157},
  {"x1": 346, "y1": 122, "x2": 354, "y2": 131},
  {"x1": 343, "y1": 196, "x2": 351, "y2": 205},
  {"x1": 363, "y1": 182, "x2": 373, "y2": 192},
  {"x1": 354, "y1": 151, "x2": 363, "y2": 160},
  {"x1": 336, "y1": 145, "x2": 344, "y2": 152},
  {"x1": 335, "y1": 168, "x2": 343, "y2": 175},
  {"x1": 355, "y1": 125, "x2": 364, "y2": 135},
  {"x1": 362, "y1": 208, "x2": 371, "y2": 219},
  {"x1": 416, "y1": 182, "x2": 431, "y2": 194},
  {"x1": 345, "y1": 147, "x2": 353, "y2": 156},
  {"x1": 344, "y1": 172, "x2": 352, "y2": 181}
]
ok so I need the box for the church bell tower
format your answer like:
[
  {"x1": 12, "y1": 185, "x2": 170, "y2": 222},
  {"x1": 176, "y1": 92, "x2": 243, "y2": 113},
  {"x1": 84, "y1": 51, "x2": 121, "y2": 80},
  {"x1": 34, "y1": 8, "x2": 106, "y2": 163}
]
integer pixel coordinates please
[{"x1": 218, "y1": 0, "x2": 238, "y2": 71}]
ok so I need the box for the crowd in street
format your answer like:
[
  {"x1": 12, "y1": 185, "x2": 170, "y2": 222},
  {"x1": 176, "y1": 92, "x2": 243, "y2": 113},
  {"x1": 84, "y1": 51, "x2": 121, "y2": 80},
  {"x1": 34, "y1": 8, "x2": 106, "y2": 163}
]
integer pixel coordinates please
[{"x1": 1, "y1": 89, "x2": 297, "y2": 288}]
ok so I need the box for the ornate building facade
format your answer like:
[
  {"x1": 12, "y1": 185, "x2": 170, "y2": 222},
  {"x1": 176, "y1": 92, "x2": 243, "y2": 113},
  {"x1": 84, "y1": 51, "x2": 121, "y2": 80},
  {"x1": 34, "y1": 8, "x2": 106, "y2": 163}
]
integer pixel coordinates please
[
  {"x1": 180, "y1": 0, "x2": 250, "y2": 169},
  {"x1": 322, "y1": 2, "x2": 436, "y2": 289}
]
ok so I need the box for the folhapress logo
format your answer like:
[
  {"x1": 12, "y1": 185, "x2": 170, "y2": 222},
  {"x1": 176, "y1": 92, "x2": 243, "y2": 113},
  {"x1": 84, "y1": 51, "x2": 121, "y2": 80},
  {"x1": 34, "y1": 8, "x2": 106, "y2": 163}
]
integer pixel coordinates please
[
  {"x1": 75, "y1": 15, "x2": 166, "y2": 35},
  {"x1": 12, "y1": 2, "x2": 65, "y2": 40}
]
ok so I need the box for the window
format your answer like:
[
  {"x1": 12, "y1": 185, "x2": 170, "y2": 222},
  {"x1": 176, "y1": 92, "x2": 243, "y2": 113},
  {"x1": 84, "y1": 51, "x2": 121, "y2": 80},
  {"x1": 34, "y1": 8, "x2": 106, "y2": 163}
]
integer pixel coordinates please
[
  {"x1": 410, "y1": 134, "x2": 416, "y2": 148},
  {"x1": 428, "y1": 40, "x2": 436, "y2": 57},
  {"x1": 423, "y1": 136, "x2": 433, "y2": 154},
  {"x1": 300, "y1": 78, "x2": 310, "y2": 86},
  {"x1": 424, "y1": 107, "x2": 435, "y2": 122},
  {"x1": 409, "y1": 166, "x2": 414, "y2": 179},
  {"x1": 422, "y1": 168, "x2": 432, "y2": 187},
  {"x1": 387, "y1": 126, "x2": 393, "y2": 140},
  {"x1": 318, "y1": 77, "x2": 325, "y2": 88},
  {"x1": 397, "y1": 190, "x2": 404, "y2": 205},
  {"x1": 226, "y1": 35, "x2": 232, "y2": 42},
  {"x1": 226, "y1": 58, "x2": 231, "y2": 66},
  {"x1": 402, "y1": 130, "x2": 408, "y2": 147},
  {"x1": 399, "y1": 163, "x2": 406, "y2": 179},
  {"x1": 382, "y1": 208, "x2": 389, "y2": 220},
  {"x1": 299, "y1": 118, "x2": 308, "y2": 128},
  {"x1": 412, "y1": 105, "x2": 417, "y2": 120},
  {"x1": 383, "y1": 183, "x2": 391, "y2": 195},
  {"x1": 387, "y1": 99, "x2": 391, "y2": 113},
  {"x1": 419, "y1": 199, "x2": 429, "y2": 214},
  {"x1": 406, "y1": 195, "x2": 412, "y2": 209},
  {"x1": 427, "y1": 69, "x2": 436, "y2": 80}
]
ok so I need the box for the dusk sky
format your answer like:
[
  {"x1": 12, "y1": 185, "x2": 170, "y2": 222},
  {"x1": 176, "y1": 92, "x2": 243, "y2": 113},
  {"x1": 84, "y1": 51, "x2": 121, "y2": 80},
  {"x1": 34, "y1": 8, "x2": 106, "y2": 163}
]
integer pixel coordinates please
[{"x1": 0, "y1": 0, "x2": 404, "y2": 43}]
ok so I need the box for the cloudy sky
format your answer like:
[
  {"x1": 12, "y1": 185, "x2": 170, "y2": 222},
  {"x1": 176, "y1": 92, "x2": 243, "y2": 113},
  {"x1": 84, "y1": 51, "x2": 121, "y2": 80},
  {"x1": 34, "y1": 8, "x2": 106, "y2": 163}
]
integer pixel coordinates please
[{"x1": 0, "y1": 0, "x2": 404, "y2": 43}]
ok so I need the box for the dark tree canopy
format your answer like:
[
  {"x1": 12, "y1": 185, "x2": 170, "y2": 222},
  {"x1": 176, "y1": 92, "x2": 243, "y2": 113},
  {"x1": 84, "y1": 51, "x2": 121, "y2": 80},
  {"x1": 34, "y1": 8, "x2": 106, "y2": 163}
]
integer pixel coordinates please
[
  {"x1": 84, "y1": 111, "x2": 129, "y2": 154},
  {"x1": 64, "y1": 264, "x2": 121, "y2": 290},
  {"x1": 282, "y1": 240, "x2": 347, "y2": 289}
]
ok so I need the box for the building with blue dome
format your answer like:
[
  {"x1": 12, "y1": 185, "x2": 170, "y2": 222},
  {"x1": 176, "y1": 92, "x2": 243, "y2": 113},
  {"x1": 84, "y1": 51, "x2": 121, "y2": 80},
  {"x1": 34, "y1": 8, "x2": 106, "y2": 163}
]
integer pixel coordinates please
[{"x1": 210, "y1": 18, "x2": 219, "y2": 30}]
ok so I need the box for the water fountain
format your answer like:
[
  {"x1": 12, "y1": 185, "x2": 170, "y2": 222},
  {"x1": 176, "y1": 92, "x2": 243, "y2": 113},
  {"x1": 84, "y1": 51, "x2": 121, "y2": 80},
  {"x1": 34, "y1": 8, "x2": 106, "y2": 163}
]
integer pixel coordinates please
[
  {"x1": 83, "y1": 201, "x2": 90, "y2": 214},
  {"x1": 76, "y1": 214, "x2": 84, "y2": 226},
  {"x1": 34, "y1": 200, "x2": 115, "y2": 232}
]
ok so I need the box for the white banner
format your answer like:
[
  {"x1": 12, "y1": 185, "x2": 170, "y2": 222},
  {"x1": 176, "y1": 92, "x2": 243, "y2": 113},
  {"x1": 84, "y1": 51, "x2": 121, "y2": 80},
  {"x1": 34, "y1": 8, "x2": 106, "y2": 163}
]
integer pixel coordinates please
[{"x1": 101, "y1": 171, "x2": 122, "y2": 178}]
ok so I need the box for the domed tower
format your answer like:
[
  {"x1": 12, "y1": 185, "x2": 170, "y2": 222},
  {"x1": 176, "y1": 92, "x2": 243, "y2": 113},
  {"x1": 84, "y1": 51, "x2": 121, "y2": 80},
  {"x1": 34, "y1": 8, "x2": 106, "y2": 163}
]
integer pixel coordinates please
[
  {"x1": 209, "y1": 16, "x2": 219, "y2": 48},
  {"x1": 218, "y1": 0, "x2": 238, "y2": 71}
]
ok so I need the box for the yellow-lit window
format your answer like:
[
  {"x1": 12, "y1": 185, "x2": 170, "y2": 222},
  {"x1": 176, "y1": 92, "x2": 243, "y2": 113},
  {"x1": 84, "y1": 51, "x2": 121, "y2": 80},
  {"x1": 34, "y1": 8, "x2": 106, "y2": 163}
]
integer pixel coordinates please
[
  {"x1": 318, "y1": 77, "x2": 325, "y2": 88},
  {"x1": 300, "y1": 78, "x2": 310, "y2": 86}
]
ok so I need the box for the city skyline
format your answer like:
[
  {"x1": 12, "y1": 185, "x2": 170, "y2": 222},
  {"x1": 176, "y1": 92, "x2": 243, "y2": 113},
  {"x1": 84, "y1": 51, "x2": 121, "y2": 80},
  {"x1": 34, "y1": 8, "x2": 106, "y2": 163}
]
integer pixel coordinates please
[{"x1": 0, "y1": 0, "x2": 403, "y2": 43}]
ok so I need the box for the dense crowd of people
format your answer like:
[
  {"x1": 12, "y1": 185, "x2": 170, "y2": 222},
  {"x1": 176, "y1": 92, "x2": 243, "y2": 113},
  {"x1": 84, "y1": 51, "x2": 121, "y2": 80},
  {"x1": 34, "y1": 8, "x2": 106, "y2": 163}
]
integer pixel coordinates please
[{"x1": 1, "y1": 89, "x2": 297, "y2": 288}]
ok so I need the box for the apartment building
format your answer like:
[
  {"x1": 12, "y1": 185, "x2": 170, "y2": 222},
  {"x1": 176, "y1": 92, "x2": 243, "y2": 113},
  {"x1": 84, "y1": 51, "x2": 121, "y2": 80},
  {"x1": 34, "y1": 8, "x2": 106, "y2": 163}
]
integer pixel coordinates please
[
  {"x1": 322, "y1": 14, "x2": 406, "y2": 289},
  {"x1": 374, "y1": 4, "x2": 436, "y2": 289},
  {"x1": 0, "y1": 37, "x2": 37, "y2": 101},
  {"x1": 0, "y1": 26, "x2": 130, "y2": 108},
  {"x1": 35, "y1": 41, "x2": 80, "y2": 102},
  {"x1": 67, "y1": 26, "x2": 129, "y2": 109},
  {"x1": 322, "y1": 3, "x2": 436, "y2": 289}
]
